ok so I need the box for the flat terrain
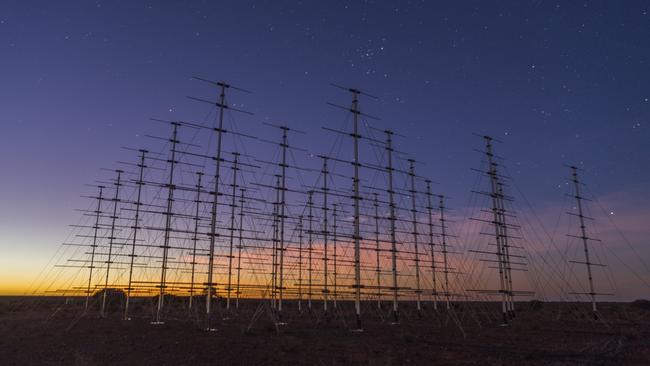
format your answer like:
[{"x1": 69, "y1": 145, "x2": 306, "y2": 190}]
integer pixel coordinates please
[{"x1": 1, "y1": 297, "x2": 649, "y2": 365}]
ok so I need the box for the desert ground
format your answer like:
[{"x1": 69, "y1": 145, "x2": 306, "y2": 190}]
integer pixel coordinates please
[{"x1": 1, "y1": 296, "x2": 649, "y2": 365}]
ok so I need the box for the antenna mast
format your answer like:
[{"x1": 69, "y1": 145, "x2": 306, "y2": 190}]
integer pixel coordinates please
[
  {"x1": 235, "y1": 188, "x2": 245, "y2": 309},
  {"x1": 385, "y1": 130, "x2": 399, "y2": 324},
  {"x1": 332, "y1": 203, "x2": 338, "y2": 309},
  {"x1": 124, "y1": 150, "x2": 147, "y2": 320},
  {"x1": 425, "y1": 181, "x2": 438, "y2": 310},
  {"x1": 408, "y1": 159, "x2": 422, "y2": 316},
  {"x1": 188, "y1": 172, "x2": 203, "y2": 311},
  {"x1": 297, "y1": 214, "x2": 304, "y2": 312},
  {"x1": 154, "y1": 123, "x2": 179, "y2": 325},
  {"x1": 278, "y1": 128, "x2": 288, "y2": 320},
  {"x1": 438, "y1": 193, "x2": 451, "y2": 309},
  {"x1": 321, "y1": 157, "x2": 329, "y2": 313},
  {"x1": 350, "y1": 89, "x2": 363, "y2": 330},
  {"x1": 101, "y1": 169, "x2": 123, "y2": 318},
  {"x1": 271, "y1": 175, "x2": 280, "y2": 309},
  {"x1": 307, "y1": 191, "x2": 314, "y2": 311},
  {"x1": 497, "y1": 182, "x2": 515, "y2": 318},
  {"x1": 326, "y1": 84, "x2": 378, "y2": 330},
  {"x1": 570, "y1": 166, "x2": 598, "y2": 318},
  {"x1": 484, "y1": 136, "x2": 511, "y2": 325},
  {"x1": 226, "y1": 153, "x2": 240, "y2": 311},
  {"x1": 205, "y1": 82, "x2": 227, "y2": 329},
  {"x1": 373, "y1": 193, "x2": 382, "y2": 309},
  {"x1": 85, "y1": 185, "x2": 104, "y2": 310}
]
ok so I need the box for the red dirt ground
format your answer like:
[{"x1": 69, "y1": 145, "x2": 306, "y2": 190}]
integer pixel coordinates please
[{"x1": 1, "y1": 297, "x2": 649, "y2": 365}]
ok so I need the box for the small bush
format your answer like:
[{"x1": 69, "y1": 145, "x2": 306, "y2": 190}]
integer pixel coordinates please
[
  {"x1": 529, "y1": 299, "x2": 544, "y2": 311},
  {"x1": 401, "y1": 333, "x2": 416, "y2": 343},
  {"x1": 631, "y1": 299, "x2": 650, "y2": 310}
]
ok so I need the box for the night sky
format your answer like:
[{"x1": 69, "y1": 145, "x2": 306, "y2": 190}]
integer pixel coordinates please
[{"x1": 1, "y1": 1, "x2": 649, "y2": 297}]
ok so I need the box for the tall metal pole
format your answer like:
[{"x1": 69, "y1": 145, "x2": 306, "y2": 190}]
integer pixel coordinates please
[
  {"x1": 351, "y1": 90, "x2": 363, "y2": 330},
  {"x1": 497, "y1": 182, "x2": 515, "y2": 317},
  {"x1": 373, "y1": 193, "x2": 382, "y2": 309},
  {"x1": 332, "y1": 203, "x2": 338, "y2": 309},
  {"x1": 85, "y1": 185, "x2": 104, "y2": 310},
  {"x1": 425, "y1": 181, "x2": 438, "y2": 310},
  {"x1": 278, "y1": 128, "x2": 288, "y2": 318},
  {"x1": 101, "y1": 169, "x2": 122, "y2": 318},
  {"x1": 206, "y1": 83, "x2": 227, "y2": 328},
  {"x1": 321, "y1": 157, "x2": 329, "y2": 312},
  {"x1": 307, "y1": 191, "x2": 314, "y2": 311},
  {"x1": 297, "y1": 215, "x2": 303, "y2": 312},
  {"x1": 408, "y1": 160, "x2": 422, "y2": 315},
  {"x1": 438, "y1": 194, "x2": 451, "y2": 310},
  {"x1": 189, "y1": 172, "x2": 203, "y2": 310},
  {"x1": 226, "y1": 153, "x2": 239, "y2": 310},
  {"x1": 155, "y1": 123, "x2": 179, "y2": 324},
  {"x1": 271, "y1": 175, "x2": 280, "y2": 308},
  {"x1": 235, "y1": 188, "x2": 245, "y2": 309},
  {"x1": 386, "y1": 131, "x2": 399, "y2": 324},
  {"x1": 485, "y1": 136, "x2": 508, "y2": 325},
  {"x1": 571, "y1": 166, "x2": 598, "y2": 317},
  {"x1": 124, "y1": 150, "x2": 147, "y2": 320}
]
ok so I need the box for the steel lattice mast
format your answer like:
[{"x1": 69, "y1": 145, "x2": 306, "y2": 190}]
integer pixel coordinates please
[
  {"x1": 278, "y1": 128, "x2": 288, "y2": 319},
  {"x1": 466, "y1": 136, "x2": 533, "y2": 324},
  {"x1": 226, "y1": 153, "x2": 239, "y2": 310},
  {"x1": 205, "y1": 83, "x2": 227, "y2": 329},
  {"x1": 373, "y1": 193, "x2": 382, "y2": 309},
  {"x1": 101, "y1": 169, "x2": 123, "y2": 318},
  {"x1": 332, "y1": 203, "x2": 338, "y2": 308},
  {"x1": 271, "y1": 175, "x2": 280, "y2": 309},
  {"x1": 124, "y1": 150, "x2": 147, "y2": 320},
  {"x1": 188, "y1": 172, "x2": 203, "y2": 310},
  {"x1": 187, "y1": 77, "x2": 253, "y2": 324},
  {"x1": 154, "y1": 123, "x2": 179, "y2": 324},
  {"x1": 425, "y1": 180, "x2": 438, "y2": 310},
  {"x1": 350, "y1": 89, "x2": 363, "y2": 330},
  {"x1": 321, "y1": 157, "x2": 329, "y2": 313},
  {"x1": 570, "y1": 166, "x2": 599, "y2": 318},
  {"x1": 235, "y1": 188, "x2": 245, "y2": 309},
  {"x1": 84, "y1": 185, "x2": 104, "y2": 311},
  {"x1": 497, "y1": 182, "x2": 515, "y2": 317},
  {"x1": 326, "y1": 84, "x2": 378, "y2": 330},
  {"x1": 297, "y1": 214, "x2": 303, "y2": 312},
  {"x1": 408, "y1": 159, "x2": 422, "y2": 316},
  {"x1": 484, "y1": 136, "x2": 510, "y2": 325},
  {"x1": 437, "y1": 193, "x2": 451, "y2": 309},
  {"x1": 307, "y1": 191, "x2": 314, "y2": 311},
  {"x1": 385, "y1": 130, "x2": 399, "y2": 324}
]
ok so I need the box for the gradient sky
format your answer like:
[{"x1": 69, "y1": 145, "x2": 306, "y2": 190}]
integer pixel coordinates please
[{"x1": 1, "y1": 1, "x2": 649, "y2": 297}]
